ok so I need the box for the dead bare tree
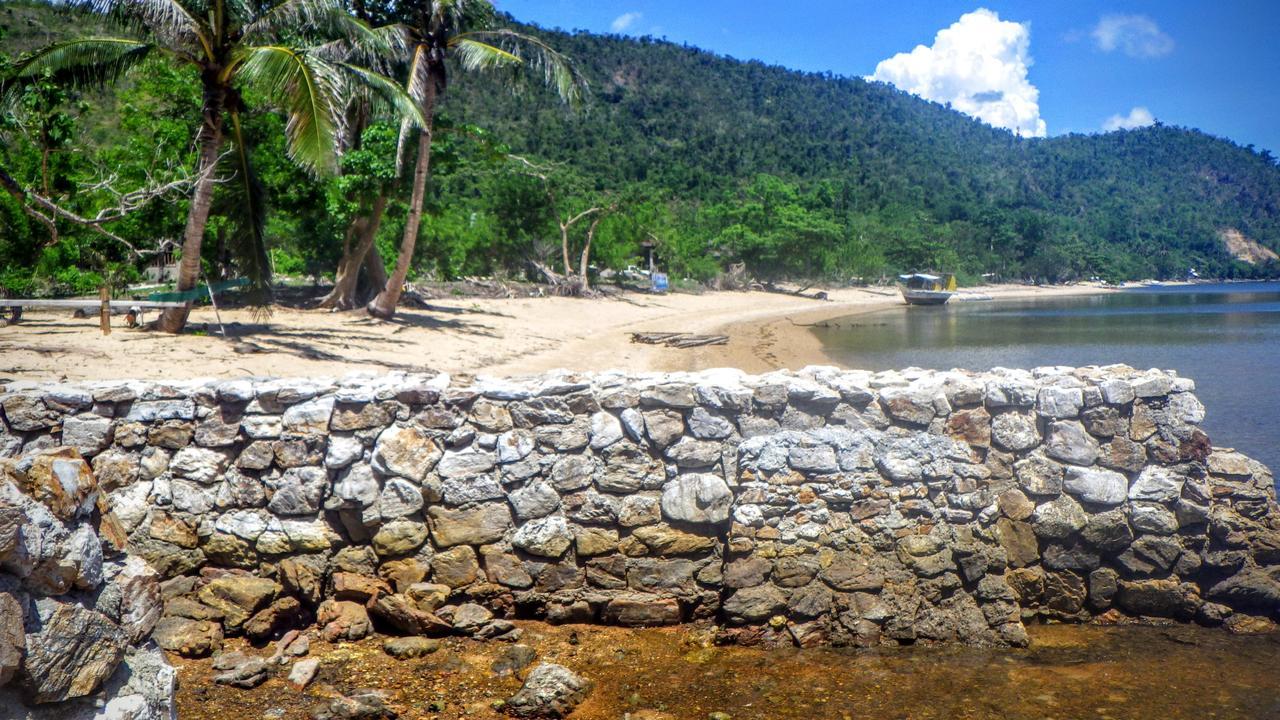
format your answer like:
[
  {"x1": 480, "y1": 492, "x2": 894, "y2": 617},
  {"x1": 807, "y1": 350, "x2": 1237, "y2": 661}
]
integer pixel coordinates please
[{"x1": 0, "y1": 161, "x2": 201, "y2": 259}]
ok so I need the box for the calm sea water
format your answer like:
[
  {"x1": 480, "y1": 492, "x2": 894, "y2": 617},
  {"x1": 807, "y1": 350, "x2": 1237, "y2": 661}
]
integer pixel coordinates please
[{"x1": 812, "y1": 282, "x2": 1280, "y2": 477}]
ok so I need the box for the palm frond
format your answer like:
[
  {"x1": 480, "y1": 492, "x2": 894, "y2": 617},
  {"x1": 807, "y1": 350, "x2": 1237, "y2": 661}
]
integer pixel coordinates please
[
  {"x1": 337, "y1": 62, "x2": 427, "y2": 129},
  {"x1": 451, "y1": 38, "x2": 521, "y2": 73},
  {"x1": 230, "y1": 45, "x2": 343, "y2": 175},
  {"x1": 394, "y1": 43, "x2": 433, "y2": 176},
  {"x1": 217, "y1": 110, "x2": 274, "y2": 312},
  {"x1": 404, "y1": 43, "x2": 434, "y2": 107},
  {"x1": 70, "y1": 0, "x2": 208, "y2": 55},
  {"x1": 241, "y1": 0, "x2": 351, "y2": 42},
  {"x1": 4, "y1": 38, "x2": 155, "y2": 97},
  {"x1": 452, "y1": 29, "x2": 586, "y2": 104},
  {"x1": 312, "y1": 22, "x2": 411, "y2": 74}
]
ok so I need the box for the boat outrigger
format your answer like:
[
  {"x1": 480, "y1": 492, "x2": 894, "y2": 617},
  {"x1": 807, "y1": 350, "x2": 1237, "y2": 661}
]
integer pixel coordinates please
[{"x1": 898, "y1": 273, "x2": 955, "y2": 305}]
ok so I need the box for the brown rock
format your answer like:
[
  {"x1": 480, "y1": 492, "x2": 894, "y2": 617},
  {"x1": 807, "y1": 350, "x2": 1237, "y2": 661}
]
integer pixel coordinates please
[
  {"x1": 0, "y1": 591, "x2": 23, "y2": 687},
  {"x1": 279, "y1": 554, "x2": 328, "y2": 604},
  {"x1": 602, "y1": 595, "x2": 682, "y2": 626},
  {"x1": 197, "y1": 576, "x2": 280, "y2": 632},
  {"x1": 997, "y1": 489, "x2": 1035, "y2": 521},
  {"x1": 17, "y1": 448, "x2": 98, "y2": 520},
  {"x1": 370, "y1": 593, "x2": 451, "y2": 636},
  {"x1": 483, "y1": 549, "x2": 534, "y2": 589},
  {"x1": 427, "y1": 503, "x2": 513, "y2": 547},
  {"x1": 1116, "y1": 579, "x2": 1202, "y2": 620},
  {"x1": 405, "y1": 582, "x2": 451, "y2": 613},
  {"x1": 995, "y1": 518, "x2": 1039, "y2": 568},
  {"x1": 332, "y1": 572, "x2": 392, "y2": 603},
  {"x1": 431, "y1": 545, "x2": 480, "y2": 588},
  {"x1": 946, "y1": 407, "x2": 991, "y2": 448},
  {"x1": 317, "y1": 599, "x2": 373, "y2": 642},
  {"x1": 153, "y1": 609, "x2": 224, "y2": 655},
  {"x1": 630, "y1": 524, "x2": 716, "y2": 556},
  {"x1": 244, "y1": 596, "x2": 303, "y2": 640},
  {"x1": 149, "y1": 512, "x2": 198, "y2": 549},
  {"x1": 330, "y1": 402, "x2": 394, "y2": 432},
  {"x1": 148, "y1": 420, "x2": 194, "y2": 449},
  {"x1": 379, "y1": 558, "x2": 429, "y2": 593},
  {"x1": 21, "y1": 600, "x2": 126, "y2": 703}
]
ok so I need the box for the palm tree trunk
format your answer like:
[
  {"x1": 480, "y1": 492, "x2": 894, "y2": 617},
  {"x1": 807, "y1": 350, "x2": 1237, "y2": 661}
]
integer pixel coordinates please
[
  {"x1": 318, "y1": 194, "x2": 388, "y2": 310},
  {"x1": 157, "y1": 87, "x2": 225, "y2": 333},
  {"x1": 362, "y1": 221, "x2": 389, "y2": 295},
  {"x1": 367, "y1": 82, "x2": 436, "y2": 320}
]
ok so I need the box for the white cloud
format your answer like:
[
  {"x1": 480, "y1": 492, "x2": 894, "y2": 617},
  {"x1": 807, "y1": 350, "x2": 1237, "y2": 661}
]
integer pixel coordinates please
[
  {"x1": 1102, "y1": 106, "x2": 1155, "y2": 132},
  {"x1": 610, "y1": 12, "x2": 641, "y2": 33},
  {"x1": 1092, "y1": 15, "x2": 1174, "y2": 58},
  {"x1": 869, "y1": 8, "x2": 1046, "y2": 138}
]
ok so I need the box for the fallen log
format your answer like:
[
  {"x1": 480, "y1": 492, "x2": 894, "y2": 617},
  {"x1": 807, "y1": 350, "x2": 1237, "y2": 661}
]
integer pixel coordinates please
[{"x1": 630, "y1": 332, "x2": 728, "y2": 348}]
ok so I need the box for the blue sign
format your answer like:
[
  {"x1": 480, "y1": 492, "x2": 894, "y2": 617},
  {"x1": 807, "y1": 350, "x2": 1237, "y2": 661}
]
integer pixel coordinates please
[{"x1": 651, "y1": 272, "x2": 669, "y2": 293}]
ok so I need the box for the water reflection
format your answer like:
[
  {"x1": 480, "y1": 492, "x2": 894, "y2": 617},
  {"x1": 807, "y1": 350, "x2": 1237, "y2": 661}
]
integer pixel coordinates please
[{"x1": 814, "y1": 282, "x2": 1280, "y2": 475}]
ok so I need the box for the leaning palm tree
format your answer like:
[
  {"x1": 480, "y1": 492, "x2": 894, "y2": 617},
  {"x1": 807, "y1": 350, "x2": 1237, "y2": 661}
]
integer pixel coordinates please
[
  {"x1": 365, "y1": 0, "x2": 585, "y2": 319},
  {"x1": 10, "y1": 0, "x2": 417, "y2": 332}
]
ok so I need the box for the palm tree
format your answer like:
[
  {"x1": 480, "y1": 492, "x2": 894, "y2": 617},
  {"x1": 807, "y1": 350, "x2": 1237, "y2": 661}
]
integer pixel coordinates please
[
  {"x1": 10, "y1": 0, "x2": 417, "y2": 332},
  {"x1": 365, "y1": 0, "x2": 585, "y2": 319}
]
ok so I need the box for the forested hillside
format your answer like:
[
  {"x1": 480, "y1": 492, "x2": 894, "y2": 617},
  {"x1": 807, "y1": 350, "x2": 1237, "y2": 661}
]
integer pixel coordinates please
[
  {"x1": 443, "y1": 22, "x2": 1280, "y2": 282},
  {"x1": 2, "y1": 1, "x2": 1279, "y2": 301}
]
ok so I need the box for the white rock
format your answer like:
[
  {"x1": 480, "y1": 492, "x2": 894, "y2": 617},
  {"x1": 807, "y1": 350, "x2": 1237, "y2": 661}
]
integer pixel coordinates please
[
  {"x1": 512, "y1": 514, "x2": 572, "y2": 557},
  {"x1": 660, "y1": 474, "x2": 732, "y2": 525},
  {"x1": 169, "y1": 447, "x2": 229, "y2": 484},
  {"x1": 241, "y1": 415, "x2": 282, "y2": 439},
  {"x1": 496, "y1": 431, "x2": 535, "y2": 464},
  {"x1": 334, "y1": 464, "x2": 379, "y2": 507},
  {"x1": 1062, "y1": 466, "x2": 1127, "y2": 506},
  {"x1": 378, "y1": 477, "x2": 425, "y2": 518},
  {"x1": 282, "y1": 396, "x2": 334, "y2": 433},
  {"x1": 288, "y1": 658, "x2": 320, "y2": 689},
  {"x1": 1129, "y1": 466, "x2": 1185, "y2": 503},
  {"x1": 106, "y1": 481, "x2": 152, "y2": 534},
  {"x1": 325, "y1": 435, "x2": 364, "y2": 469},
  {"x1": 215, "y1": 509, "x2": 269, "y2": 541},
  {"x1": 437, "y1": 449, "x2": 497, "y2": 479},
  {"x1": 588, "y1": 412, "x2": 624, "y2": 450}
]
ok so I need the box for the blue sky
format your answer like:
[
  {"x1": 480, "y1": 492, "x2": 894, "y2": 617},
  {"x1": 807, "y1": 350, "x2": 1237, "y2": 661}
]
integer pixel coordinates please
[{"x1": 495, "y1": 1, "x2": 1280, "y2": 154}]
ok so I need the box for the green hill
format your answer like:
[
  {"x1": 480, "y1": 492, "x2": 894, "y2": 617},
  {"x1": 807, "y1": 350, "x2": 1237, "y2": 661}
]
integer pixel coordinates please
[{"x1": 441, "y1": 21, "x2": 1280, "y2": 282}]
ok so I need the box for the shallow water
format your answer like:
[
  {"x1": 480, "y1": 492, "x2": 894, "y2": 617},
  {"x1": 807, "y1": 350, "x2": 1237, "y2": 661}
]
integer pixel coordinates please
[
  {"x1": 174, "y1": 623, "x2": 1280, "y2": 720},
  {"x1": 812, "y1": 281, "x2": 1280, "y2": 477}
]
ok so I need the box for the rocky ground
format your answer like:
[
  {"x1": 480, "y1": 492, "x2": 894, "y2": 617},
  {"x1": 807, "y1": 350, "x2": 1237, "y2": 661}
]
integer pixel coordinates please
[{"x1": 170, "y1": 620, "x2": 1280, "y2": 720}]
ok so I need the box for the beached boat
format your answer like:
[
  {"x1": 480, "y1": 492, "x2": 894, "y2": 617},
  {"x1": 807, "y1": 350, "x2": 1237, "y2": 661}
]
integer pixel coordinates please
[{"x1": 898, "y1": 273, "x2": 954, "y2": 305}]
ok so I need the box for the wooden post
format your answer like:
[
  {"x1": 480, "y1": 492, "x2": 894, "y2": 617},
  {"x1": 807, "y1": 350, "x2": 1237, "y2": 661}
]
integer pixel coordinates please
[{"x1": 99, "y1": 285, "x2": 111, "y2": 336}]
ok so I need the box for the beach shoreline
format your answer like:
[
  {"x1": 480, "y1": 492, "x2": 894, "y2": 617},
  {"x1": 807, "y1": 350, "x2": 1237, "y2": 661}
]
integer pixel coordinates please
[{"x1": 0, "y1": 282, "x2": 1117, "y2": 383}]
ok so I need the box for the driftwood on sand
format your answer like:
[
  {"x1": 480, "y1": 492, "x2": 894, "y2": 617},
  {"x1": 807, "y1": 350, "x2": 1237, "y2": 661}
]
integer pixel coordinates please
[{"x1": 630, "y1": 331, "x2": 729, "y2": 349}]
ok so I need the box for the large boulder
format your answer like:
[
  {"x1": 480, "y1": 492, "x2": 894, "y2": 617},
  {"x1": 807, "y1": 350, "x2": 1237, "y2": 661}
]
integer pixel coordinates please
[
  {"x1": 504, "y1": 663, "x2": 593, "y2": 719},
  {"x1": 21, "y1": 599, "x2": 127, "y2": 703}
]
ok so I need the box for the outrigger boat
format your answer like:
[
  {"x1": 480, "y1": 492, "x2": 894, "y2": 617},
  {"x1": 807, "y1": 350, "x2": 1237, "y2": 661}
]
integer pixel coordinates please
[{"x1": 898, "y1": 273, "x2": 955, "y2": 305}]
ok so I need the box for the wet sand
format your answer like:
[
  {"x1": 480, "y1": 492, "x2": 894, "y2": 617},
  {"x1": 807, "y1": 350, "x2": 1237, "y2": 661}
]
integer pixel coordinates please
[{"x1": 173, "y1": 621, "x2": 1280, "y2": 720}]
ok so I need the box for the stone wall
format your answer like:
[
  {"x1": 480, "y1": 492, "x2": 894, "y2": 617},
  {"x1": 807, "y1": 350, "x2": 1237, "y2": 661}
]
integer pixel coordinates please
[
  {"x1": 2, "y1": 364, "x2": 1278, "y2": 677},
  {"x1": 0, "y1": 448, "x2": 173, "y2": 718}
]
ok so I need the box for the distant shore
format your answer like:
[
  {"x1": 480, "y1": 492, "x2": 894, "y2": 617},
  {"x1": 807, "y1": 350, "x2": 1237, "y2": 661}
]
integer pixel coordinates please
[{"x1": 0, "y1": 283, "x2": 1117, "y2": 383}]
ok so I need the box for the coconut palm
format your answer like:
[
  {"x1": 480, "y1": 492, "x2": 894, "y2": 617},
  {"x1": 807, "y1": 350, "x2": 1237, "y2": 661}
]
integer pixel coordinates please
[
  {"x1": 365, "y1": 0, "x2": 585, "y2": 319},
  {"x1": 9, "y1": 0, "x2": 418, "y2": 332}
]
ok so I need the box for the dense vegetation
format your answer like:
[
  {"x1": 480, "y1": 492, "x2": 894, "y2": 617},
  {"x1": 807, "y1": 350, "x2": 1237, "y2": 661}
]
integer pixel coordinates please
[{"x1": 3, "y1": 1, "x2": 1279, "y2": 305}]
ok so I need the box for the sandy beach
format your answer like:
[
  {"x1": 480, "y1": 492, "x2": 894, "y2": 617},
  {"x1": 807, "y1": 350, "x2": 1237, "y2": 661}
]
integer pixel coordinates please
[{"x1": 0, "y1": 283, "x2": 1115, "y2": 383}]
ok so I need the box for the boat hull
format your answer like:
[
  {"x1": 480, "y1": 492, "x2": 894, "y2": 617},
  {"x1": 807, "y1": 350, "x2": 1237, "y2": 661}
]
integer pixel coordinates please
[{"x1": 900, "y1": 288, "x2": 952, "y2": 305}]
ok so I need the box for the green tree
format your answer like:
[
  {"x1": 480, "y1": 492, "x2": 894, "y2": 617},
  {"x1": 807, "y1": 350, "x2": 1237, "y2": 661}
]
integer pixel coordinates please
[
  {"x1": 8, "y1": 0, "x2": 415, "y2": 331},
  {"x1": 366, "y1": 0, "x2": 584, "y2": 319}
]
